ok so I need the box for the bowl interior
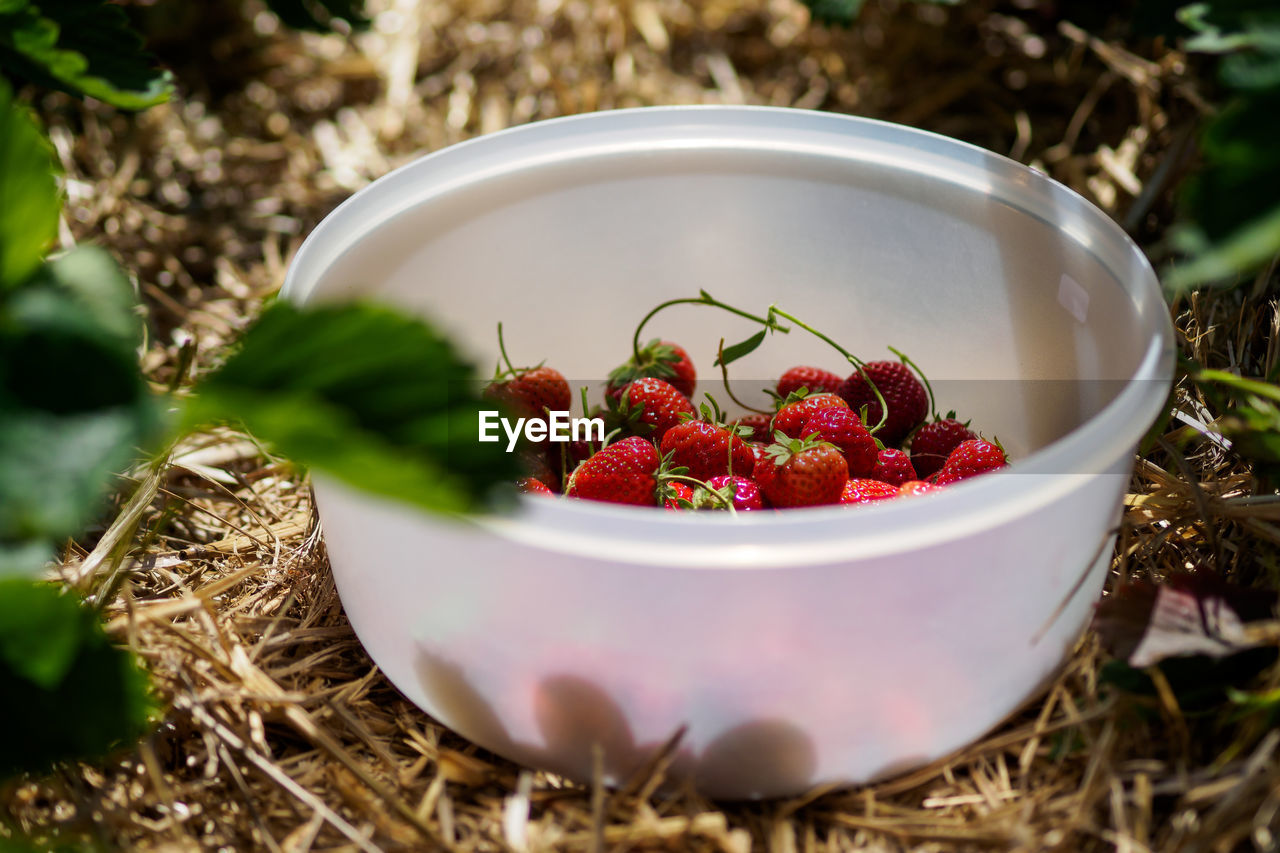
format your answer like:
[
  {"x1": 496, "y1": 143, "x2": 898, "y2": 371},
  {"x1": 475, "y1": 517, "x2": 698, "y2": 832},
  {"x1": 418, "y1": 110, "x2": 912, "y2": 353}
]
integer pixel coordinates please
[{"x1": 291, "y1": 109, "x2": 1166, "y2": 468}]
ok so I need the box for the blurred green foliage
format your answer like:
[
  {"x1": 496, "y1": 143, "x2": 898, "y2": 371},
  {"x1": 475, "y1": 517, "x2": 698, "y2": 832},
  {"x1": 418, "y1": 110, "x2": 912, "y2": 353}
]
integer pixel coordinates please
[
  {"x1": 1134, "y1": 1, "x2": 1280, "y2": 289},
  {"x1": 0, "y1": 0, "x2": 509, "y2": 793},
  {"x1": 0, "y1": 0, "x2": 174, "y2": 110},
  {"x1": 0, "y1": 579, "x2": 155, "y2": 776},
  {"x1": 186, "y1": 301, "x2": 523, "y2": 515}
]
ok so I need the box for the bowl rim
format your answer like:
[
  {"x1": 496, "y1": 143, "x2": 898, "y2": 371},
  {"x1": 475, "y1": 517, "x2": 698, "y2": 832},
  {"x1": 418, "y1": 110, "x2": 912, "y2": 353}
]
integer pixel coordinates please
[{"x1": 285, "y1": 105, "x2": 1175, "y2": 559}]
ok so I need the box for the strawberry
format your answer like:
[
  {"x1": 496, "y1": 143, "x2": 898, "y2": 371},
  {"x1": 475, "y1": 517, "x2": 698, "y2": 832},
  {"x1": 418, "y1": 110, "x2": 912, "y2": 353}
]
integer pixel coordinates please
[
  {"x1": 485, "y1": 366, "x2": 573, "y2": 444},
  {"x1": 660, "y1": 420, "x2": 755, "y2": 481},
  {"x1": 933, "y1": 439, "x2": 1007, "y2": 485},
  {"x1": 772, "y1": 392, "x2": 850, "y2": 439},
  {"x1": 840, "y1": 478, "x2": 898, "y2": 504},
  {"x1": 909, "y1": 415, "x2": 976, "y2": 479},
  {"x1": 699, "y1": 475, "x2": 766, "y2": 511},
  {"x1": 748, "y1": 441, "x2": 771, "y2": 473},
  {"x1": 800, "y1": 406, "x2": 878, "y2": 478},
  {"x1": 897, "y1": 480, "x2": 939, "y2": 497},
  {"x1": 566, "y1": 436, "x2": 662, "y2": 505},
  {"x1": 872, "y1": 447, "x2": 916, "y2": 486},
  {"x1": 517, "y1": 446, "x2": 561, "y2": 493},
  {"x1": 836, "y1": 361, "x2": 928, "y2": 446},
  {"x1": 664, "y1": 481, "x2": 695, "y2": 510},
  {"x1": 756, "y1": 435, "x2": 848, "y2": 508},
  {"x1": 517, "y1": 477, "x2": 555, "y2": 496},
  {"x1": 732, "y1": 412, "x2": 773, "y2": 443},
  {"x1": 611, "y1": 377, "x2": 696, "y2": 442},
  {"x1": 777, "y1": 366, "x2": 843, "y2": 399},
  {"x1": 607, "y1": 339, "x2": 696, "y2": 401}
]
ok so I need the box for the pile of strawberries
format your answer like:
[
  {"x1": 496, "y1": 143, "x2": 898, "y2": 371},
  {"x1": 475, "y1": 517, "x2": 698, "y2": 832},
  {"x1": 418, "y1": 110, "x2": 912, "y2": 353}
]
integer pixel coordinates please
[{"x1": 489, "y1": 335, "x2": 1008, "y2": 511}]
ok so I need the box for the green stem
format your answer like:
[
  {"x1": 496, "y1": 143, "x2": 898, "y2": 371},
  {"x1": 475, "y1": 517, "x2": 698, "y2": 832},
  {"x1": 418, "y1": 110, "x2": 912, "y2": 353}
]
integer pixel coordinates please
[
  {"x1": 716, "y1": 339, "x2": 772, "y2": 415},
  {"x1": 665, "y1": 474, "x2": 737, "y2": 514},
  {"x1": 767, "y1": 307, "x2": 889, "y2": 435},
  {"x1": 1197, "y1": 369, "x2": 1280, "y2": 404},
  {"x1": 889, "y1": 345, "x2": 935, "y2": 418},
  {"x1": 496, "y1": 322, "x2": 517, "y2": 375},
  {"x1": 632, "y1": 292, "x2": 788, "y2": 363}
]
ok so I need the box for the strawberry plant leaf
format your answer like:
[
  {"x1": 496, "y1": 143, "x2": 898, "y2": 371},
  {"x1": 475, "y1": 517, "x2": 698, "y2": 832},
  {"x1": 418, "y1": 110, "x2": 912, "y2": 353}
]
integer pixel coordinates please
[
  {"x1": 0, "y1": 247, "x2": 164, "y2": 573},
  {"x1": 0, "y1": 0, "x2": 173, "y2": 110},
  {"x1": 186, "y1": 301, "x2": 522, "y2": 515},
  {"x1": 0, "y1": 580, "x2": 155, "y2": 777},
  {"x1": 262, "y1": 0, "x2": 370, "y2": 32},
  {"x1": 0, "y1": 578, "x2": 85, "y2": 688},
  {"x1": 714, "y1": 329, "x2": 767, "y2": 368},
  {"x1": 0, "y1": 79, "x2": 59, "y2": 288},
  {"x1": 1189, "y1": 369, "x2": 1280, "y2": 485},
  {"x1": 800, "y1": 0, "x2": 959, "y2": 25},
  {"x1": 801, "y1": 0, "x2": 865, "y2": 24}
]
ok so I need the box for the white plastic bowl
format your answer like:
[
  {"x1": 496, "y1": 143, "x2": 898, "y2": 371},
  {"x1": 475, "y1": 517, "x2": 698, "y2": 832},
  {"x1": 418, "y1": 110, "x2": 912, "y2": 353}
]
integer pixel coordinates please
[{"x1": 282, "y1": 107, "x2": 1173, "y2": 799}]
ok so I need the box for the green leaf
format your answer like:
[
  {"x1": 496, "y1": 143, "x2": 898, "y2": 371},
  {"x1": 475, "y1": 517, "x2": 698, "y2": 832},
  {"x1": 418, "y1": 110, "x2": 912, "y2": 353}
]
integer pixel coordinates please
[
  {"x1": 262, "y1": 0, "x2": 370, "y2": 32},
  {"x1": 0, "y1": 0, "x2": 173, "y2": 110},
  {"x1": 0, "y1": 541, "x2": 53, "y2": 578},
  {"x1": 799, "y1": 0, "x2": 958, "y2": 25},
  {"x1": 0, "y1": 78, "x2": 59, "y2": 288},
  {"x1": 1182, "y1": 91, "x2": 1280, "y2": 242},
  {"x1": 14, "y1": 246, "x2": 144, "y2": 355},
  {"x1": 1166, "y1": 204, "x2": 1280, "y2": 290},
  {"x1": 187, "y1": 302, "x2": 522, "y2": 515},
  {"x1": 0, "y1": 578, "x2": 84, "y2": 687},
  {"x1": 800, "y1": 0, "x2": 865, "y2": 24},
  {"x1": 0, "y1": 408, "x2": 155, "y2": 546},
  {"x1": 714, "y1": 329, "x2": 767, "y2": 368},
  {"x1": 0, "y1": 247, "x2": 164, "y2": 569},
  {"x1": 0, "y1": 580, "x2": 155, "y2": 777}
]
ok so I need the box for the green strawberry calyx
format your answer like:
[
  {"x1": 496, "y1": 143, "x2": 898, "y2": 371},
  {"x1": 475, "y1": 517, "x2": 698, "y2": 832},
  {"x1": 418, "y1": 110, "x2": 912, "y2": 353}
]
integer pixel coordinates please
[
  {"x1": 764, "y1": 433, "x2": 836, "y2": 468},
  {"x1": 653, "y1": 449, "x2": 736, "y2": 512},
  {"x1": 607, "y1": 338, "x2": 682, "y2": 389}
]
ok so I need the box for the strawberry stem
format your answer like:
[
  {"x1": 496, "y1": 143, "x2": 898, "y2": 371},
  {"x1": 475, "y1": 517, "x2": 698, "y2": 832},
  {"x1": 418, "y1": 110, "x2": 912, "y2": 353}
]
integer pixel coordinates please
[
  {"x1": 716, "y1": 338, "x2": 773, "y2": 415},
  {"x1": 665, "y1": 473, "x2": 737, "y2": 514},
  {"x1": 889, "y1": 345, "x2": 935, "y2": 418},
  {"x1": 765, "y1": 307, "x2": 890, "y2": 436},
  {"x1": 631, "y1": 291, "x2": 789, "y2": 363},
  {"x1": 579, "y1": 385, "x2": 599, "y2": 459},
  {"x1": 496, "y1": 322, "x2": 517, "y2": 376}
]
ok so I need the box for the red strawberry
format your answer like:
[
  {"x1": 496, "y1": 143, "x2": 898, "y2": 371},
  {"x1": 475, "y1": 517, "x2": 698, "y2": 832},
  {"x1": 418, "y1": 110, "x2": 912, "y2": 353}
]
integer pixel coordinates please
[
  {"x1": 607, "y1": 339, "x2": 696, "y2": 401},
  {"x1": 566, "y1": 437, "x2": 662, "y2": 505},
  {"x1": 699, "y1": 475, "x2": 766, "y2": 511},
  {"x1": 933, "y1": 439, "x2": 1007, "y2": 485},
  {"x1": 897, "y1": 480, "x2": 939, "y2": 497},
  {"x1": 615, "y1": 377, "x2": 696, "y2": 441},
  {"x1": 664, "y1": 482, "x2": 695, "y2": 510},
  {"x1": 518, "y1": 446, "x2": 561, "y2": 493},
  {"x1": 732, "y1": 412, "x2": 773, "y2": 443},
  {"x1": 485, "y1": 366, "x2": 573, "y2": 444},
  {"x1": 772, "y1": 393, "x2": 850, "y2": 439},
  {"x1": 517, "y1": 477, "x2": 555, "y2": 496},
  {"x1": 660, "y1": 420, "x2": 755, "y2": 481},
  {"x1": 840, "y1": 478, "x2": 898, "y2": 504},
  {"x1": 836, "y1": 361, "x2": 928, "y2": 446},
  {"x1": 756, "y1": 435, "x2": 848, "y2": 508},
  {"x1": 800, "y1": 406, "x2": 878, "y2": 478},
  {"x1": 777, "y1": 366, "x2": 843, "y2": 399},
  {"x1": 748, "y1": 441, "x2": 771, "y2": 473},
  {"x1": 872, "y1": 447, "x2": 916, "y2": 487},
  {"x1": 910, "y1": 416, "x2": 977, "y2": 479}
]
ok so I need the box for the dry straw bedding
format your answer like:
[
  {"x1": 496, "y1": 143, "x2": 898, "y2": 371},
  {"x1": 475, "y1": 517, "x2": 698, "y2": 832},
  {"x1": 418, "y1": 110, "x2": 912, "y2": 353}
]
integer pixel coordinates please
[{"x1": 6, "y1": 0, "x2": 1278, "y2": 849}]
